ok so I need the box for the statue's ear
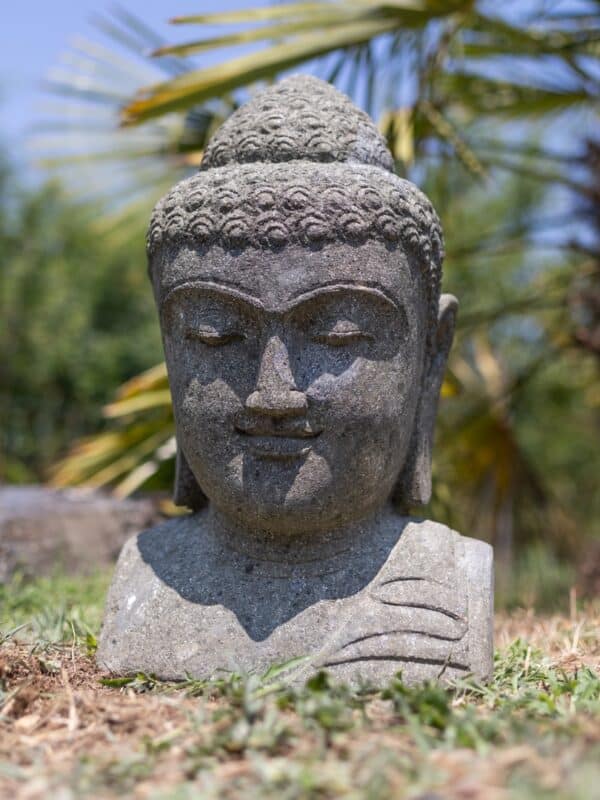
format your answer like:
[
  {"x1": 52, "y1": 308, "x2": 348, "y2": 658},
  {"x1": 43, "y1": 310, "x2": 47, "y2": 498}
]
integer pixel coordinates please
[
  {"x1": 394, "y1": 294, "x2": 458, "y2": 509},
  {"x1": 173, "y1": 444, "x2": 208, "y2": 511}
]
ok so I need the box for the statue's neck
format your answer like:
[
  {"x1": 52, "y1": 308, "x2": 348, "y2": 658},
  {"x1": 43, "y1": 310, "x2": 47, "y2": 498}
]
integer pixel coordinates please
[{"x1": 206, "y1": 503, "x2": 403, "y2": 571}]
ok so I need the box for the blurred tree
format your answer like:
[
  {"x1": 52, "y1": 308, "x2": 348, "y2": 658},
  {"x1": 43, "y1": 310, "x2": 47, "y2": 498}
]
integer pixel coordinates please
[
  {"x1": 0, "y1": 156, "x2": 162, "y2": 482},
  {"x1": 569, "y1": 137, "x2": 600, "y2": 360}
]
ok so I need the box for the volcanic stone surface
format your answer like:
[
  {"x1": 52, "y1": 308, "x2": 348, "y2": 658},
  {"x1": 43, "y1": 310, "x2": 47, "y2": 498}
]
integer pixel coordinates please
[{"x1": 98, "y1": 75, "x2": 494, "y2": 686}]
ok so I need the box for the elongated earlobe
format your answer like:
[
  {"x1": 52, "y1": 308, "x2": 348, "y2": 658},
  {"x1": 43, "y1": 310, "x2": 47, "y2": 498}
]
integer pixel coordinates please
[
  {"x1": 173, "y1": 445, "x2": 208, "y2": 511},
  {"x1": 394, "y1": 293, "x2": 458, "y2": 508}
]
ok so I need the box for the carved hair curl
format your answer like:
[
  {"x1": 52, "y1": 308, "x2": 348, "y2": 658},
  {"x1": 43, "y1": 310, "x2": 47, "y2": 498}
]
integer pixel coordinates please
[{"x1": 147, "y1": 76, "x2": 444, "y2": 340}]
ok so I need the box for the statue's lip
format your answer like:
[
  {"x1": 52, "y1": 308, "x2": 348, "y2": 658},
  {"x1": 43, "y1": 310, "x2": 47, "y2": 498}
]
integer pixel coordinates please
[
  {"x1": 235, "y1": 426, "x2": 322, "y2": 459},
  {"x1": 234, "y1": 423, "x2": 322, "y2": 439}
]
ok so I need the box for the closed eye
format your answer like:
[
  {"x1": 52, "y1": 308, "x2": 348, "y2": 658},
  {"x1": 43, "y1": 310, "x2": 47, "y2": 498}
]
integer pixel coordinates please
[
  {"x1": 185, "y1": 328, "x2": 246, "y2": 346},
  {"x1": 312, "y1": 329, "x2": 374, "y2": 346}
]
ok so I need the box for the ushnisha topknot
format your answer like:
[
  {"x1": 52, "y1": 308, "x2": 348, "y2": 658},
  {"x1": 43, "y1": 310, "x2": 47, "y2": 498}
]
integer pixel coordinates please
[
  {"x1": 200, "y1": 74, "x2": 395, "y2": 171},
  {"x1": 148, "y1": 75, "x2": 444, "y2": 335}
]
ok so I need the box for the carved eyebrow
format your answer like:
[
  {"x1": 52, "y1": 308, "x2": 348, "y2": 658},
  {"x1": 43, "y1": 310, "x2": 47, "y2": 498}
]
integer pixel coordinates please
[
  {"x1": 160, "y1": 279, "x2": 402, "y2": 316},
  {"x1": 160, "y1": 280, "x2": 264, "y2": 312},
  {"x1": 288, "y1": 283, "x2": 401, "y2": 313}
]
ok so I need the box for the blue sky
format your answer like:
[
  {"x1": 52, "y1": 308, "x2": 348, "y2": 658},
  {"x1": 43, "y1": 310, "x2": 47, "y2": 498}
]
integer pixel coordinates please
[{"x1": 1, "y1": 1, "x2": 252, "y2": 173}]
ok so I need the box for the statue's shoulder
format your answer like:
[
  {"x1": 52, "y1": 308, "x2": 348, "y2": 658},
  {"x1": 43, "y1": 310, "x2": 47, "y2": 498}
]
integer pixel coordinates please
[
  {"x1": 393, "y1": 517, "x2": 493, "y2": 569},
  {"x1": 389, "y1": 517, "x2": 494, "y2": 681},
  {"x1": 387, "y1": 518, "x2": 493, "y2": 609},
  {"x1": 100, "y1": 510, "x2": 214, "y2": 668},
  {"x1": 312, "y1": 516, "x2": 494, "y2": 684}
]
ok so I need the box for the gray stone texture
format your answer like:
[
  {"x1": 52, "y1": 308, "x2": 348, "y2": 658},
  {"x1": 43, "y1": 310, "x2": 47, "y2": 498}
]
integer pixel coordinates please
[
  {"x1": 98, "y1": 75, "x2": 494, "y2": 686},
  {"x1": 99, "y1": 513, "x2": 493, "y2": 685}
]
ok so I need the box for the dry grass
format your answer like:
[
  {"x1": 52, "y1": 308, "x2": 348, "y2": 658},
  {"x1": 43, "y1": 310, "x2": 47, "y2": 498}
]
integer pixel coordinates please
[
  {"x1": 495, "y1": 603, "x2": 600, "y2": 671},
  {"x1": 1, "y1": 587, "x2": 599, "y2": 799}
]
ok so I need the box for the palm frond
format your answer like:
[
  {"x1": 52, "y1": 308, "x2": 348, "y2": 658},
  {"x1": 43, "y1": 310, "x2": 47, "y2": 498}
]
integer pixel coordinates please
[{"x1": 121, "y1": 18, "x2": 405, "y2": 124}]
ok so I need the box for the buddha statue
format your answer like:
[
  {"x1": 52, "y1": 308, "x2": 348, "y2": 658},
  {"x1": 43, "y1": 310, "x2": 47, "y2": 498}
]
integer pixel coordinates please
[{"x1": 98, "y1": 75, "x2": 493, "y2": 686}]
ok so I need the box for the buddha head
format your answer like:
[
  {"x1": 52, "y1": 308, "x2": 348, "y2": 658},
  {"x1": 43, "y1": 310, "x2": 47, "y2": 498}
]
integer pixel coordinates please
[{"x1": 147, "y1": 76, "x2": 457, "y2": 534}]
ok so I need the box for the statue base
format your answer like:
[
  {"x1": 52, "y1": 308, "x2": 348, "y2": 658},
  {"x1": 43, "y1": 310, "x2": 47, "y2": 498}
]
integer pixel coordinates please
[{"x1": 97, "y1": 511, "x2": 493, "y2": 687}]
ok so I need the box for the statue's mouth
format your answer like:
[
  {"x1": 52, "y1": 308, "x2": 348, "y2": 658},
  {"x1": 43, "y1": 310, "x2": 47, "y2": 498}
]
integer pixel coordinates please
[{"x1": 234, "y1": 422, "x2": 322, "y2": 460}]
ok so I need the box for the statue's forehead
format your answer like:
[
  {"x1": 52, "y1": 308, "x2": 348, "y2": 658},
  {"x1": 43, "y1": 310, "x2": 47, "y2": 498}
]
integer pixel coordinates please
[{"x1": 155, "y1": 241, "x2": 426, "y2": 311}]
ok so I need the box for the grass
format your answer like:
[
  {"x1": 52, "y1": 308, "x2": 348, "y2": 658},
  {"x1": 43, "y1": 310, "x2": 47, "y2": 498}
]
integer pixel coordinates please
[
  {"x1": 0, "y1": 570, "x2": 110, "y2": 645},
  {"x1": 1, "y1": 571, "x2": 599, "y2": 799}
]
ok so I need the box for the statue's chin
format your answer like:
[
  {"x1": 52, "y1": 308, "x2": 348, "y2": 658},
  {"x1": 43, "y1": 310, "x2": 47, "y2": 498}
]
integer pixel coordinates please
[{"x1": 196, "y1": 450, "x2": 394, "y2": 536}]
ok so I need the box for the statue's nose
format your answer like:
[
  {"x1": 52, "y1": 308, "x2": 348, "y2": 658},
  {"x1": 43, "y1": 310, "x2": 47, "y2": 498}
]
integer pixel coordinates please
[{"x1": 245, "y1": 335, "x2": 307, "y2": 418}]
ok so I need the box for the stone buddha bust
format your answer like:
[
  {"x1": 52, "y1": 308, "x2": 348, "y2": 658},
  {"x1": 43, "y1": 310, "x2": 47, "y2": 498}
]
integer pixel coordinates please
[{"x1": 98, "y1": 75, "x2": 493, "y2": 686}]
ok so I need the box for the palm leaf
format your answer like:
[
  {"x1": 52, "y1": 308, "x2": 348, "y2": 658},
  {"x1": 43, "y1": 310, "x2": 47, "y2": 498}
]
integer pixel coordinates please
[
  {"x1": 441, "y1": 74, "x2": 592, "y2": 118},
  {"x1": 153, "y1": 15, "x2": 373, "y2": 58},
  {"x1": 171, "y1": 2, "x2": 348, "y2": 26},
  {"x1": 418, "y1": 100, "x2": 487, "y2": 178},
  {"x1": 169, "y1": 0, "x2": 439, "y2": 26},
  {"x1": 116, "y1": 363, "x2": 169, "y2": 398},
  {"x1": 104, "y1": 389, "x2": 172, "y2": 419},
  {"x1": 122, "y1": 18, "x2": 408, "y2": 124}
]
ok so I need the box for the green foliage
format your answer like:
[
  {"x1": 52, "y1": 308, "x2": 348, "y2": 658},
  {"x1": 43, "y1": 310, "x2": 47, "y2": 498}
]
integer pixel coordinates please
[
  {"x1": 0, "y1": 161, "x2": 162, "y2": 481},
  {"x1": 41, "y1": 5, "x2": 600, "y2": 205},
  {"x1": 498, "y1": 545, "x2": 576, "y2": 611},
  {"x1": 50, "y1": 363, "x2": 174, "y2": 496},
  {"x1": 0, "y1": 569, "x2": 110, "y2": 646},
  {"x1": 426, "y1": 165, "x2": 600, "y2": 567}
]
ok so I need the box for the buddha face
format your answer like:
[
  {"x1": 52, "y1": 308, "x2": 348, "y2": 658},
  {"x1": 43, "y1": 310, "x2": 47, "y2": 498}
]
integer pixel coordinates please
[{"x1": 157, "y1": 240, "x2": 450, "y2": 534}]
